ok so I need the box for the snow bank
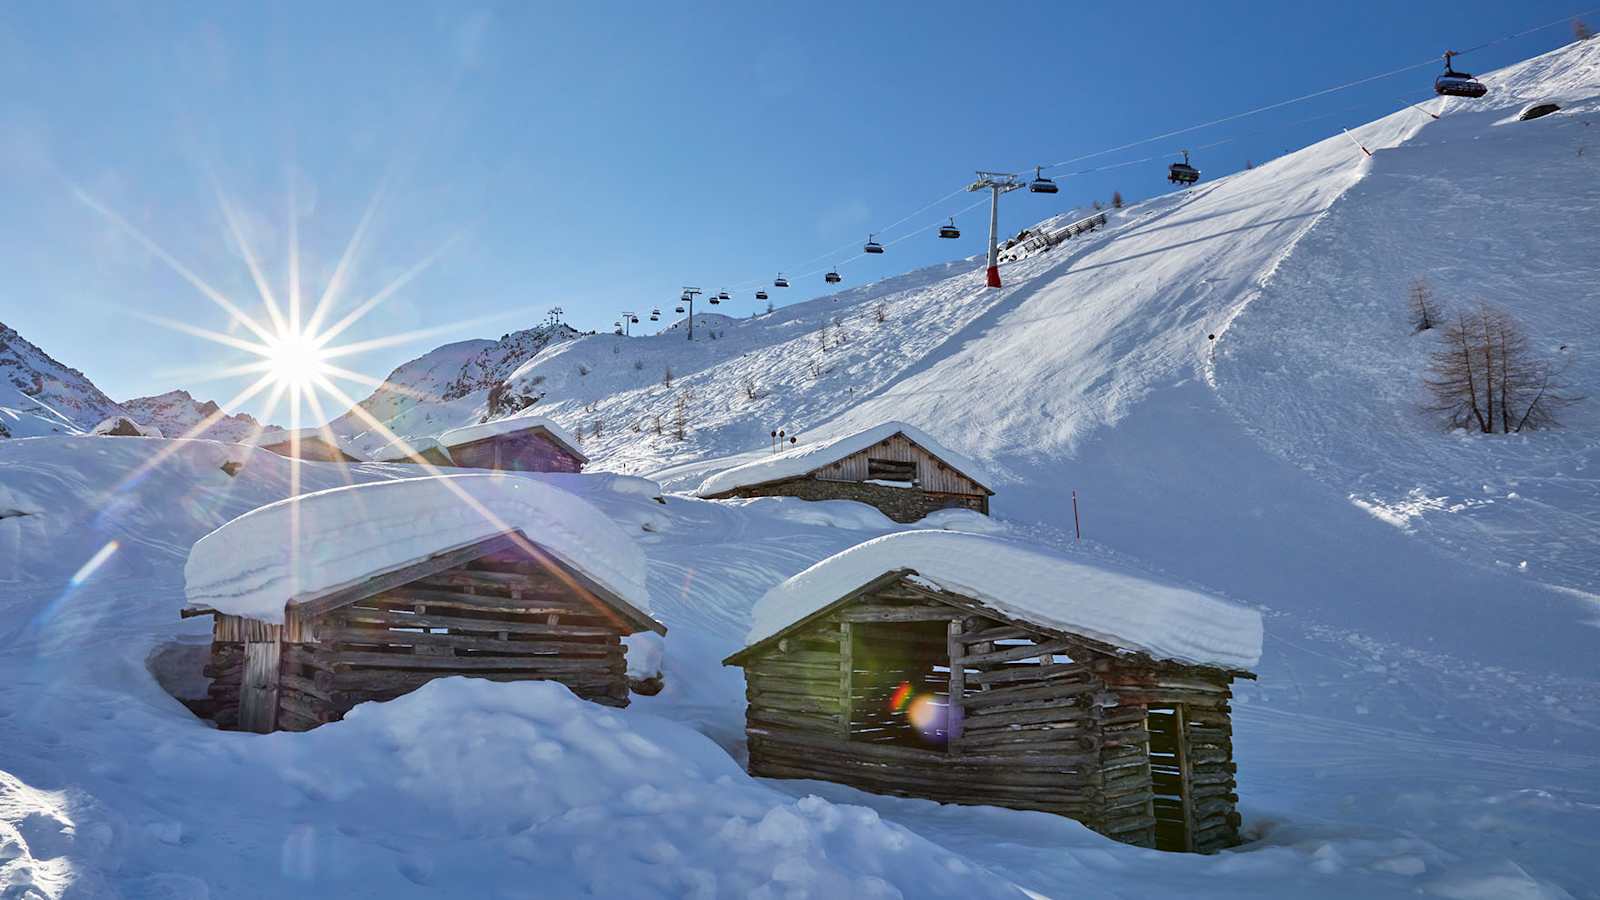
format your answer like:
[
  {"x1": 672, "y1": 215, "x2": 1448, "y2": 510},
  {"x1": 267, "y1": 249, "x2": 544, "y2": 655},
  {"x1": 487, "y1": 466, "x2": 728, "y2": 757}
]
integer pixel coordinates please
[
  {"x1": 184, "y1": 474, "x2": 650, "y2": 622},
  {"x1": 730, "y1": 496, "x2": 897, "y2": 531},
  {"x1": 696, "y1": 421, "x2": 996, "y2": 497},
  {"x1": 748, "y1": 530, "x2": 1262, "y2": 670},
  {"x1": 437, "y1": 414, "x2": 585, "y2": 460}
]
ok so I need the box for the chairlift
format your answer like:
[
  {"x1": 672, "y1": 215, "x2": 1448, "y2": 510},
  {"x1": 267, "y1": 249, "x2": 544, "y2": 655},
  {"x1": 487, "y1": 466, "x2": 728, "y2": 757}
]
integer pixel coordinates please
[
  {"x1": 709, "y1": 295, "x2": 721, "y2": 305},
  {"x1": 613, "y1": 321, "x2": 623, "y2": 334},
  {"x1": 825, "y1": 269, "x2": 842, "y2": 284},
  {"x1": 1028, "y1": 165, "x2": 1059, "y2": 194},
  {"x1": 1434, "y1": 51, "x2": 1487, "y2": 98},
  {"x1": 718, "y1": 290, "x2": 730, "y2": 300},
  {"x1": 675, "y1": 304, "x2": 685, "y2": 314},
  {"x1": 650, "y1": 307, "x2": 661, "y2": 322},
  {"x1": 938, "y1": 218, "x2": 961, "y2": 239},
  {"x1": 630, "y1": 315, "x2": 640, "y2": 324},
  {"x1": 1168, "y1": 150, "x2": 1200, "y2": 185},
  {"x1": 863, "y1": 233, "x2": 884, "y2": 254},
  {"x1": 774, "y1": 274, "x2": 789, "y2": 288},
  {"x1": 755, "y1": 289, "x2": 769, "y2": 300}
]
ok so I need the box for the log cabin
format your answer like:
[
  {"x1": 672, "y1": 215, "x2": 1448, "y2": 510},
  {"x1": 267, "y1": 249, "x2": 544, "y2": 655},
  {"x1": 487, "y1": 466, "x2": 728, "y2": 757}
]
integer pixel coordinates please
[
  {"x1": 181, "y1": 475, "x2": 663, "y2": 734},
  {"x1": 246, "y1": 427, "x2": 364, "y2": 463},
  {"x1": 438, "y1": 415, "x2": 587, "y2": 474},
  {"x1": 372, "y1": 435, "x2": 454, "y2": 467},
  {"x1": 723, "y1": 530, "x2": 1262, "y2": 854},
  {"x1": 695, "y1": 421, "x2": 995, "y2": 523}
]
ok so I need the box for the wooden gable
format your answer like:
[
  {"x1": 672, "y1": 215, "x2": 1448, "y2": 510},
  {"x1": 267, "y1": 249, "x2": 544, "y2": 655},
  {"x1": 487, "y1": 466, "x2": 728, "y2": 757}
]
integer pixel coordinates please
[{"x1": 806, "y1": 432, "x2": 992, "y2": 496}]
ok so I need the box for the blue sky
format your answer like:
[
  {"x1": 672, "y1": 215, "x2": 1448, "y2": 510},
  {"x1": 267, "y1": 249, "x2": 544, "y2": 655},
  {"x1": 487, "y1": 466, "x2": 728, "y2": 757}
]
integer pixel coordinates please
[{"x1": 0, "y1": 1, "x2": 1588, "y2": 421}]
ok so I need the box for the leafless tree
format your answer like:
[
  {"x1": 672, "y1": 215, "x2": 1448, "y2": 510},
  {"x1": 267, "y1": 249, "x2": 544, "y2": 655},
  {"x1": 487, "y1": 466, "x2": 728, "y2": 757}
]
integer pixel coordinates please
[
  {"x1": 590, "y1": 420, "x2": 603, "y2": 439},
  {"x1": 672, "y1": 392, "x2": 689, "y2": 441},
  {"x1": 662, "y1": 366, "x2": 673, "y2": 387},
  {"x1": 741, "y1": 375, "x2": 761, "y2": 400},
  {"x1": 1575, "y1": 18, "x2": 1593, "y2": 40},
  {"x1": 652, "y1": 413, "x2": 663, "y2": 435},
  {"x1": 1425, "y1": 302, "x2": 1579, "y2": 433},
  {"x1": 817, "y1": 322, "x2": 832, "y2": 352},
  {"x1": 577, "y1": 363, "x2": 590, "y2": 376},
  {"x1": 1409, "y1": 279, "x2": 1440, "y2": 333},
  {"x1": 1092, "y1": 199, "x2": 1103, "y2": 211},
  {"x1": 874, "y1": 302, "x2": 888, "y2": 323},
  {"x1": 1111, "y1": 191, "x2": 1123, "y2": 209}
]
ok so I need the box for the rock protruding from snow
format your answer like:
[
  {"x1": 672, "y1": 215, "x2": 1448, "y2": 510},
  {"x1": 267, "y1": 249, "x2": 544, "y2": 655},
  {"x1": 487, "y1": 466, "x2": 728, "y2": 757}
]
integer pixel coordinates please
[
  {"x1": 121, "y1": 389, "x2": 280, "y2": 442},
  {"x1": 184, "y1": 473, "x2": 650, "y2": 622},
  {"x1": 89, "y1": 415, "x2": 162, "y2": 437},
  {"x1": 438, "y1": 414, "x2": 586, "y2": 461},
  {"x1": 695, "y1": 421, "x2": 996, "y2": 497},
  {"x1": 748, "y1": 530, "x2": 1262, "y2": 670}
]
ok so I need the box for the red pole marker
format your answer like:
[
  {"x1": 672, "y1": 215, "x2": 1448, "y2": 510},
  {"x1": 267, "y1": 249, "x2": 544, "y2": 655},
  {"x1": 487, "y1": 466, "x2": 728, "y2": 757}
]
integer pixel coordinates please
[{"x1": 986, "y1": 265, "x2": 1002, "y2": 288}]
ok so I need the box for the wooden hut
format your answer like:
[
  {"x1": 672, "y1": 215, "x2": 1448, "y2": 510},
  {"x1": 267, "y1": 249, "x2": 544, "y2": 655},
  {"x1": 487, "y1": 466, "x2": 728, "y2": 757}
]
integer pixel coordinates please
[
  {"x1": 181, "y1": 475, "x2": 663, "y2": 734},
  {"x1": 696, "y1": 421, "x2": 995, "y2": 523},
  {"x1": 438, "y1": 415, "x2": 587, "y2": 474},
  {"x1": 248, "y1": 427, "x2": 363, "y2": 463},
  {"x1": 723, "y1": 531, "x2": 1261, "y2": 854},
  {"x1": 372, "y1": 435, "x2": 453, "y2": 467}
]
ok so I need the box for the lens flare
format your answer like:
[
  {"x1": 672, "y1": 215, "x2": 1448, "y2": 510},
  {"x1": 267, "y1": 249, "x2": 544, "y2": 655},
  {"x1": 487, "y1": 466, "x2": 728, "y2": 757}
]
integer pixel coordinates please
[
  {"x1": 70, "y1": 540, "x2": 120, "y2": 586},
  {"x1": 906, "y1": 694, "x2": 946, "y2": 733},
  {"x1": 888, "y1": 681, "x2": 914, "y2": 712}
]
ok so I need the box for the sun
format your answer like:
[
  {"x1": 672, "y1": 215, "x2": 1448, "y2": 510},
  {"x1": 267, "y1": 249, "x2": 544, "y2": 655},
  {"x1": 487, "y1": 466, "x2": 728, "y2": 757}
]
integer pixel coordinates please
[{"x1": 262, "y1": 328, "x2": 328, "y2": 388}]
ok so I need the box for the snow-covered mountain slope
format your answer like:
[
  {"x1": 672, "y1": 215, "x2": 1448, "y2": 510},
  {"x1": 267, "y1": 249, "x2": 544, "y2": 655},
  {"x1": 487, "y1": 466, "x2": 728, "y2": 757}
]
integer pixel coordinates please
[
  {"x1": 121, "y1": 389, "x2": 281, "y2": 442},
  {"x1": 0, "y1": 321, "x2": 126, "y2": 438},
  {"x1": 331, "y1": 323, "x2": 582, "y2": 454}
]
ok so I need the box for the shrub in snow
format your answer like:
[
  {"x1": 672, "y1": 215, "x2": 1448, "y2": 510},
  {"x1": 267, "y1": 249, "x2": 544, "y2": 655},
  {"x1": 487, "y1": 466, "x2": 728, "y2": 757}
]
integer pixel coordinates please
[{"x1": 1409, "y1": 278, "x2": 1439, "y2": 333}]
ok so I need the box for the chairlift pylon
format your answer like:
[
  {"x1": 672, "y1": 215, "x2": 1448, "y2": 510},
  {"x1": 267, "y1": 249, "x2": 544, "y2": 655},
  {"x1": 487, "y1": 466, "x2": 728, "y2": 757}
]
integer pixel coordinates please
[
  {"x1": 938, "y1": 217, "x2": 961, "y2": 239},
  {"x1": 1028, "y1": 165, "x2": 1058, "y2": 194},
  {"x1": 863, "y1": 233, "x2": 884, "y2": 254},
  {"x1": 1434, "y1": 50, "x2": 1488, "y2": 98},
  {"x1": 1168, "y1": 149, "x2": 1200, "y2": 185}
]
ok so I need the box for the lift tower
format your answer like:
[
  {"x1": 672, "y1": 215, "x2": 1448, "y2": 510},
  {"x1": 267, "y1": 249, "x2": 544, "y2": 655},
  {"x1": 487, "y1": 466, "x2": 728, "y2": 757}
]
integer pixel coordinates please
[{"x1": 968, "y1": 171, "x2": 1022, "y2": 288}]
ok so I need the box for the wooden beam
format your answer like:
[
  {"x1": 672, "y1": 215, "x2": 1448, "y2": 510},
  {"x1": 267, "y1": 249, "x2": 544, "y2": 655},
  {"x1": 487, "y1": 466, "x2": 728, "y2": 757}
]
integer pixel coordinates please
[{"x1": 292, "y1": 532, "x2": 523, "y2": 619}]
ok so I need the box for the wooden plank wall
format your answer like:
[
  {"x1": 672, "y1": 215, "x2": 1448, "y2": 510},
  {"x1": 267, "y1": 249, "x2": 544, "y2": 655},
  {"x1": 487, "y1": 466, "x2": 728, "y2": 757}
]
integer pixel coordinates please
[
  {"x1": 743, "y1": 577, "x2": 1148, "y2": 838},
  {"x1": 449, "y1": 431, "x2": 584, "y2": 474},
  {"x1": 203, "y1": 554, "x2": 634, "y2": 733},
  {"x1": 809, "y1": 434, "x2": 986, "y2": 497}
]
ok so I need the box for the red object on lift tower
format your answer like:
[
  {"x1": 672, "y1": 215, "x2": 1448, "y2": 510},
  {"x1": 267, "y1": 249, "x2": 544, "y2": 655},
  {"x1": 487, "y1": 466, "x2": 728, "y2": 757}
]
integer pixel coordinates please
[{"x1": 986, "y1": 265, "x2": 1001, "y2": 288}]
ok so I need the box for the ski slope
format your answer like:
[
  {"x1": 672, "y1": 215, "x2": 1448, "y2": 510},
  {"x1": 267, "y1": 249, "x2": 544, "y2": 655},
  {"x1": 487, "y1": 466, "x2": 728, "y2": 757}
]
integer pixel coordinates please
[{"x1": 2, "y1": 38, "x2": 1599, "y2": 900}]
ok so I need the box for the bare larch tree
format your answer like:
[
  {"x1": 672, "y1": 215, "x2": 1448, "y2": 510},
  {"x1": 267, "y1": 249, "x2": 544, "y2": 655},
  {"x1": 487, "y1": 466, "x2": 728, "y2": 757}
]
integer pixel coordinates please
[
  {"x1": 1409, "y1": 279, "x2": 1439, "y2": 333},
  {"x1": 1425, "y1": 302, "x2": 1578, "y2": 433}
]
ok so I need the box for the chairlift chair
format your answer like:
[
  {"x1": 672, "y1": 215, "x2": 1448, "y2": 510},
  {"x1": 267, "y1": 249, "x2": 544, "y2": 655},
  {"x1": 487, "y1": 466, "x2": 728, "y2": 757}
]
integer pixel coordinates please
[
  {"x1": 825, "y1": 269, "x2": 842, "y2": 284},
  {"x1": 755, "y1": 289, "x2": 769, "y2": 300},
  {"x1": 774, "y1": 273, "x2": 789, "y2": 288},
  {"x1": 709, "y1": 295, "x2": 720, "y2": 305},
  {"x1": 650, "y1": 308, "x2": 660, "y2": 321},
  {"x1": 718, "y1": 290, "x2": 730, "y2": 300},
  {"x1": 1168, "y1": 150, "x2": 1200, "y2": 185},
  {"x1": 1028, "y1": 165, "x2": 1059, "y2": 194},
  {"x1": 630, "y1": 315, "x2": 640, "y2": 324},
  {"x1": 675, "y1": 304, "x2": 685, "y2": 314},
  {"x1": 863, "y1": 233, "x2": 884, "y2": 254},
  {"x1": 1434, "y1": 51, "x2": 1488, "y2": 98},
  {"x1": 938, "y1": 218, "x2": 961, "y2": 239},
  {"x1": 613, "y1": 321, "x2": 623, "y2": 334}
]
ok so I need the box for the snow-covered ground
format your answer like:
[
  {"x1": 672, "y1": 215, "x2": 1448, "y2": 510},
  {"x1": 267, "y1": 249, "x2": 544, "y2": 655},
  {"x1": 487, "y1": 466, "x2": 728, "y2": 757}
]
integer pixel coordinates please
[{"x1": 3, "y1": 38, "x2": 1600, "y2": 900}]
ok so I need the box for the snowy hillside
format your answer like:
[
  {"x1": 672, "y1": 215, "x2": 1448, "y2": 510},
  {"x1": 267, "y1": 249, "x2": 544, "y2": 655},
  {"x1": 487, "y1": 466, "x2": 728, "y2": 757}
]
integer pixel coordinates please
[
  {"x1": 331, "y1": 323, "x2": 582, "y2": 454},
  {"x1": 3, "y1": 38, "x2": 1600, "y2": 900},
  {"x1": 122, "y1": 390, "x2": 281, "y2": 443},
  {"x1": 0, "y1": 321, "x2": 126, "y2": 438}
]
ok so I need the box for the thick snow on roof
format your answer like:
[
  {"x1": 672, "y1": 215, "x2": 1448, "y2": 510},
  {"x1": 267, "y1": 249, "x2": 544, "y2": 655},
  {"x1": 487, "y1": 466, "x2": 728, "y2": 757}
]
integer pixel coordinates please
[
  {"x1": 371, "y1": 435, "x2": 451, "y2": 462},
  {"x1": 747, "y1": 530, "x2": 1262, "y2": 671},
  {"x1": 437, "y1": 414, "x2": 585, "y2": 460},
  {"x1": 184, "y1": 473, "x2": 649, "y2": 623},
  {"x1": 696, "y1": 421, "x2": 995, "y2": 497},
  {"x1": 239, "y1": 426, "x2": 363, "y2": 454}
]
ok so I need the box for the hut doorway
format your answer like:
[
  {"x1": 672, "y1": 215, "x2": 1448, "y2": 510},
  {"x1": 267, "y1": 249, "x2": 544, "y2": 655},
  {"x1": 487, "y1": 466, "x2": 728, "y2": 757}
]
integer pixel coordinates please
[
  {"x1": 847, "y1": 620, "x2": 953, "y2": 749},
  {"x1": 1147, "y1": 704, "x2": 1194, "y2": 852}
]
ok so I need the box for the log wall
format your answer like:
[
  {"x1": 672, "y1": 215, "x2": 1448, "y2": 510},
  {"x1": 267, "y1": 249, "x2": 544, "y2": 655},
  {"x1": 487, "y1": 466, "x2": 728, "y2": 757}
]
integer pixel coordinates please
[
  {"x1": 447, "y1": 430, "x2": 584, "y2": 474},
  {"x1": 737, "y1": 575, "x2": 1245, "y2": 853},
  {"x1": 201, "y1": 553, "x2": 634, "y2": 733}
]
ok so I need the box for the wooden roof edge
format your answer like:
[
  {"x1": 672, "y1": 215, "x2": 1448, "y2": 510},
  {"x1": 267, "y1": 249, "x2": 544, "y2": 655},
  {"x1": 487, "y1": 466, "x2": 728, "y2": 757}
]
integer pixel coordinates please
[
  {"x1": 449, "y1": 425, "x2": 590, "y2": 464},
  {"x1": 723, "y1": 568, "x2": 1256, "y2": 679},
  {"x1": 283, "y1": 528, "x2": 665, "y2": 636},
  {"x1": 721, "y1": 569, "x2": 923, "y2": 667},
  {"x1": 804, "y1": 430, "x2": 996, "y2": 494}
]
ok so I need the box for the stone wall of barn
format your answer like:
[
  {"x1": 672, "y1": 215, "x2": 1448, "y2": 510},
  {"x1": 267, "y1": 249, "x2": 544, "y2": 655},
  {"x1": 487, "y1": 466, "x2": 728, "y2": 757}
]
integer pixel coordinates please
[{"x1": 718, "y1": 476, "x2": 986, "y2": 523}]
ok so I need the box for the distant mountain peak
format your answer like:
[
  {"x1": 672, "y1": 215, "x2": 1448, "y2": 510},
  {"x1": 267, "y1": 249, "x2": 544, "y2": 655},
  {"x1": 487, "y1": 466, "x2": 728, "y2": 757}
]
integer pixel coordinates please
[
  {"x1": 121, "y1": 389, "x2": 281, "y2": 442},
  {"x1": 0, "y1": 320, "x2": 125, "y2": 438}
]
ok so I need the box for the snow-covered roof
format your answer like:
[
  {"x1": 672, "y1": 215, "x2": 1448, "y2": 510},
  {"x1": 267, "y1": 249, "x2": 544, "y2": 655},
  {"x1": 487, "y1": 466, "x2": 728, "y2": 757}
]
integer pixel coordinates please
[
  {"x1": 184, "y1": 473, "x2": 651, "y2": 625},
  {"x1": 437, "y1": 414, "x2": 586, "y2": 462},
  {"x1": 741, "y1": 530, "x2": 1262, "y2": 671},
  {"x1": 239, "y1": 426, "x2": 363, "y2": 455},
  {"x1": 90, "y1": 415, "x2": 162, "y2": 437},
  {"x1": 371, "y1": 435, "x2": 451, "y2": 463},
  {"x1": 695, "y1": 421, "x2": 996, "y2": 497}
]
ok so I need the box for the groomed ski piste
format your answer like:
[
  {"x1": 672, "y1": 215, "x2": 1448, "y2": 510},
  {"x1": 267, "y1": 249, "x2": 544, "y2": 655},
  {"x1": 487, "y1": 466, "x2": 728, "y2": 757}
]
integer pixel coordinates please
[{"x1": 3, "y1": 38, "x2": 1599, "y2": 899}]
